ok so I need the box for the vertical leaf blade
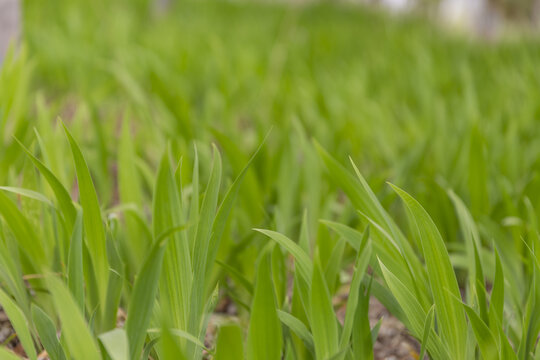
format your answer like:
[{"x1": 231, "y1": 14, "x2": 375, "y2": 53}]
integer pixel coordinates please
[
  {"x1": 47, "y1": 276, "x2": 102, "y2": 360},
  {"x1": 310, "y1": 260, "x2": 339, "y2": 360},
  {"x1": 63, "y1": 124, "x2": 109, "y2": 310},
  {"x1": 389, "y1": 184, "x2": 467, "y2": 359},
  {"x1": 247, "y1": 253, "x2": 283, "y2": 360},
  {"x1": 0, "y1": 289, "x2": 37, "y2": 360},
  {"x1": 215, "y1": 323, "x2": 245, "y2": 360}
]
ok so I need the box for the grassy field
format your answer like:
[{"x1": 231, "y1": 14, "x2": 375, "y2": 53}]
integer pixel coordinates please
[{"x1": 1, "y1": 0, "x2": 540, "y2": 358}]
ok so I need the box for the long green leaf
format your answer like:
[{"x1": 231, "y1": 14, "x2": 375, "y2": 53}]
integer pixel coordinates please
[
  {"x1": 47, "y1": 276, "x2": 102, "y2": 360},
  {"x1": 214, "y1": 323, "x2": 245, "y2": 360},
  {"x1": 352, "y1": 280, "x2": 373, "y2": 360},
  {"x1": 187, "y1": 145, "x2": 222, "y2": 353},
  {"x1": 0, "y1": 186, "x2": 53, "y2": 207},
  {"x1": 67, "y1": 209, "x2": 84, "y2": 312},
  {"x1": 419, "y1": 305, "x2": 435, "y2": 360},
  {"x1": 125, "y1": 237, "x2": 170, "y2": 360},
  {"x1": 310, "y1": 259, "x2": 338, "y2": 360},
  {"x1": 254, "y1": 229, "x2": 313, "y2": 286},
  {"x1": 31, "y1": 304, "x2": 67, "y2": 360},
  {"x1": 15, "y1": 137, "x2": 76, "y2": 228},
  {"x1": 340, "y1": 229, "x2": 371, "y2": 349},
  {"x1": 154, "y1": 149, "x2": 191, "y2": 332},
  {"x1": 99, "y1": 329, "x2": 129, "y2": 360},
  {"x1": 118, "y1": 117, "x2": 146, "y2": 270},
  {"x1": 0, "y1": 288, "x2": 37, "y2": 360},
  {"x1": 462, "y1": 303, "x2": 499, "y2": 360},
  {"x1": 0, "y1": 348, "x2": 22, "y2": 360},
  {"x1": 378, "y1": 260, "x2": 451, "y2": 360},
  {"x1": 63, "y1": 124, "x2": 109, "y2": 310},
  {"x1": 488, "y1": 250, "x2": 505, "y2": 334},
  {"x1": 0, "y1": 191, "x2": 45, "y2": 268},
  {"x1": 390, "y1": 183, "x2": 467, "y2": 359},
  {"x1": 247, "y1": 252, "x2": 283, "y2": 360},
  {"x1": 277, "y1": 310, "x2": 314, "y2": 354}
]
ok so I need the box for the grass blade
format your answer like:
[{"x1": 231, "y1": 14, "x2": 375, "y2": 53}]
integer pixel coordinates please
[
  {"x1": 153, "y1": 149, "x2": 191, "y2": 332},
  {"x1": 419, "y1": 305, "x2": 435, "y2": 360},
  {"x1": 0, "y1": 348, "x2": 23, "y2": 360},
  {"x1": 310, "y1": 259, "x2": 339, "y2": 360},
  {"x1": 31, "y1": 304, "x2": 67, "y2": 360},
  {"x1": 462, "y1": 303, "x2": 499, "y2": 360},
  {"x1": 352, "y1": 281, "x2": 373, "y2": 360},
  {"x1": 254, "y1": 229, "x2": 313, "y2": 286},
  {"x1": 247, "y1": 252, "x2": 283, "y2": 360},
  {"x1": 47, "y1": 276, "x2": 101, "y2": 360},
  {"x1": 67, "y1": 209, "x2": 84, "y2": 312},
  {"x1": 0, "y1": 186, "x2": 53, "y2": 207},
  {"x1": 0, "y1": 288, "x2": 37, "y2": 360},
  {"x1": 340, "y1": 229, "x2": 371, "y2": 349},
  {"x1": 389, "y1": 183, "x2": 467, "y2": 358},
  {"x1": 277, "y1": 310, "x2": 315, "y2": 354},
  {"x1": 488, "y1": 249, "x2": 505, "y2": 332},
  {"x1": 118, "y1": 117, "x2": 146, "y2": 270},
  {"x1": 15, "y1": 137, "x2": 76, "y2": 228},
  {"x1": 214, "y1": 323, "x2": 245, "y2": 360},
  {"x1": 63, "y1": 123, "x2": 109, "y2": 310},
  {"x1": 378, "y1": 260, "x2": 451, "y2": 360},
  {"x1": 0, "y1": 191, "x2": 45, "y2": 268},
  {"x1": 125, "y1": 237, "x2": 170, "y2": 360},
  {"x1": 99, "y1": 329, "x2": 129, "y2": 360}
]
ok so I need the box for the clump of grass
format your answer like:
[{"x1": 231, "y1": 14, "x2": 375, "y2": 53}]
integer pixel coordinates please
[{"x1": 1, "y1": 0, "x2": 540, "y2": 359}]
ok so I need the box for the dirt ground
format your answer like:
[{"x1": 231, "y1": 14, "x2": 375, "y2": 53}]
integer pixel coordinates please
[{"x1": 366, "y1": 298, "x2": 421, "y2": 360}]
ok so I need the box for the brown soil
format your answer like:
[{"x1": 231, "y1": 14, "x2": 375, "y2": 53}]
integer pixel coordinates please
[
  {"x1": 0, "y1": 307, "x2": 24, "y2": 358},
  {"x1": 367, "y1": 297, "x2": 421, "y2": 360}
]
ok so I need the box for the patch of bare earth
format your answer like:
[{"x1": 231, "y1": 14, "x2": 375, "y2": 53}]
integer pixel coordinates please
[
  {"x1": 368, "y1": 297, "x2": 421, "y2": 360},
  {"x1": 334, "y1": 284, "x2": 421, "y2": 360},
  {"x1": 0, "y1": 307, "x2": 25, "y2": 358}
]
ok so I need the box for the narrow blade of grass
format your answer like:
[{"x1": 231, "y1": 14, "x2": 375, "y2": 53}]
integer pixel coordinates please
[
  {"x1": 99, "y1": 329, "x2": 129, "y2": 360},
  {"x1": 0, "y1": 288, "x2": 37, "y2": 360},
  {"x1": 340, "y1": 229, "x2": 371, "y2": 349},
  {"x1": 31, "y1": 304, "x2": 67, "y2": 360},
  {"x1": 46, "y1": 276, "x2": 101, "y2": 360},
  {"x1": 63, "y1": 123, "x2": 109, "y2": 311},
  {"x1": 378, "y1": 260, "x2": 451, "y2": 360},
  {"x1": 214, "y1": 323, "x2": 245, "y2": 360},
  {"x1": 125, "y1": 237, "x2": 170, "y2": 360},
  {"x1": 15, "y1": 136, "x2": 76, "y2": 228},
  {"x1": 389, "y1": 183, "x2": 467, "y2": 359},
  {"x1": 67, "y1": 209, "x2": 84, "y2": 312},
  {"x1": 254, "y1": 229, "x2": 313, "y2": 286},
  {"x1": 419, "y1": 305, "x2": 435, "y2": 360},
  {"x1": 153, "y1": 149, "x2": 191, "y2": 331},
  {"x1": 310, "y1": 258, "x2": 339, "y2": 360},
  {"x1": 0, "y1": 191, "x2": 45, "y2": 268},
  {"x1": 247, "y1": 252, "x2": 283, "y2": 360},
  {"x1": 462, "y1": 303, "x2": 499, "y2": 360},
  {"x1": 277, "y1": 310, "x2": 315, "y2": 354}
]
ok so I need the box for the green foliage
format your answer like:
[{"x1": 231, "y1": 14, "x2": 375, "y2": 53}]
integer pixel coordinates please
[{"x1": 0, "y1": 1, "x2": 540, "y2": 359}]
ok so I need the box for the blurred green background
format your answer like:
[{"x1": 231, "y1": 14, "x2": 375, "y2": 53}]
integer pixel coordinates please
[{"x1": 13, "y1": 0, "x2": 540, "y2": 232}]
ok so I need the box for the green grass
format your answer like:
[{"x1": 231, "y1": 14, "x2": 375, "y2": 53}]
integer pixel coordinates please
[{"x1": 1, "y1": 0, "x2": 540, "y2": 358}]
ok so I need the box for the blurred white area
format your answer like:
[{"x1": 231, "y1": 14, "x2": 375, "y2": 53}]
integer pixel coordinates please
[
  {"x1": 0, "y1": 0, "x2": 20, "y2": 60},
  {"x1": 380, "y1": 0, "x2": 413, "y2": 12},
  {"x1": 440, "y1": 0, "x2": 486, "y2": 24},
  {"x1": 439, "y1": 0, "x2": 500, "y2": 36},
  {"x1": 356, "y1": 0, "x2": 501, "y2": 37}
]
